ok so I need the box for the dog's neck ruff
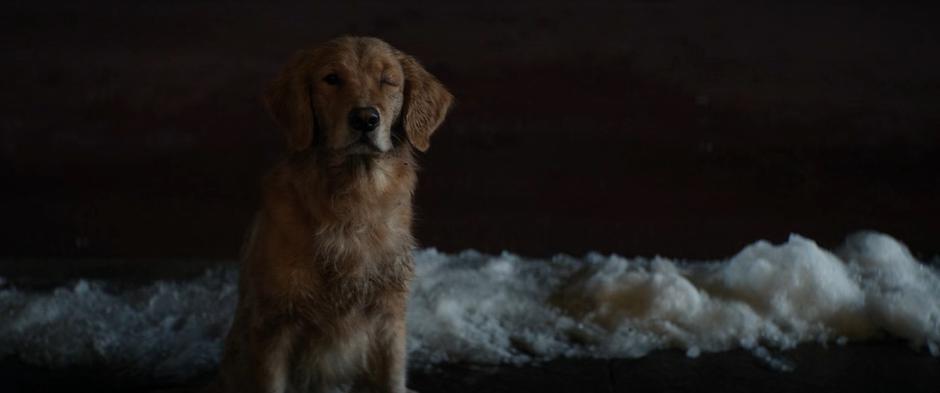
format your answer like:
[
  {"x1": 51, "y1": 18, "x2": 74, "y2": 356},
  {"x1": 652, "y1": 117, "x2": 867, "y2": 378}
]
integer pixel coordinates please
[{"x1": 288, "y1": 145, "x2": 417, "y2": 226}]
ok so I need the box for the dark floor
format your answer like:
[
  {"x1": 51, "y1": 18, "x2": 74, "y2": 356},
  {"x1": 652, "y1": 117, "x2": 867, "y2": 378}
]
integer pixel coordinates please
[
  {"x1": 3, "y1": 342, "x2": 938, "y2": 393},
  {"x1": 409, "y1": 343, "x2": 940, "y2": 393}
]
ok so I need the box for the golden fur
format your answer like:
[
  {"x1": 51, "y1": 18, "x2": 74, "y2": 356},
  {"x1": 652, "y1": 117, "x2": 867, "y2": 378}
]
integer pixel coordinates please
[{"x1": 210, "y1": 36, "x2": 452, "y2": 393}]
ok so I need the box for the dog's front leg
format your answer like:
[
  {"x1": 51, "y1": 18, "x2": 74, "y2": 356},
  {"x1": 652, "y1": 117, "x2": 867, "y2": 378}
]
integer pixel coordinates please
[
  {"x1": 361, "y1": 311, "x2": 411, "y2": 393},
  {"x1": 245, "y1": 324, "x2": 295, "y2": 393}
]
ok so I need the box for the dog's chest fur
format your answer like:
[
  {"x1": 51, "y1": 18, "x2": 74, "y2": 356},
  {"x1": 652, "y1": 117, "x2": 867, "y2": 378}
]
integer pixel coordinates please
[
  {"x1": 250, "y1": 153, "x2": 418, "y2": 322},
  {"x1": 305, "y1": 214, "x2": 414, "y2": 314}
]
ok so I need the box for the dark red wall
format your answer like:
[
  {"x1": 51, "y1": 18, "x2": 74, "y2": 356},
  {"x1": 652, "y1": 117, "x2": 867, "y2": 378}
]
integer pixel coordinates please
[{"x1": 3, "y1": 1, "x2": 938, "y2": 259}]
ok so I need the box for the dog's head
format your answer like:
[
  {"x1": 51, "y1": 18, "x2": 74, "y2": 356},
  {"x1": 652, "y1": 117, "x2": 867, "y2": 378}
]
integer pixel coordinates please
[{"x1": 265, "y1": 36, "x2": 453, "y2": 158}]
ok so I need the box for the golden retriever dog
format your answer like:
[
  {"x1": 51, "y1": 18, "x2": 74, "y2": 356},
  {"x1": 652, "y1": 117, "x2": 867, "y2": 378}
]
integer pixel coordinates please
[{"x1": 210, "y1": 36, "x2": 452, "y2": 393}]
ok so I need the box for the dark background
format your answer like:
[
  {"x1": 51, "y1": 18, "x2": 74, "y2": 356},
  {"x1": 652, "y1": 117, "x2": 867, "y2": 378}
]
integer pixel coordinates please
[
  {"x1": 3, "y1": 0, "x2": 939, "y2": 262},
  {"x1": 3, "y1": 2, "x2": 940, "y2": 392}
]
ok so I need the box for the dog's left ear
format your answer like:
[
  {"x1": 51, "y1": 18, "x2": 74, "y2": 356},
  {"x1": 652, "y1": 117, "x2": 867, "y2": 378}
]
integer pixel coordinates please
[{"x1": 397, "y1": 52, "x2": 453, "y2": 152}]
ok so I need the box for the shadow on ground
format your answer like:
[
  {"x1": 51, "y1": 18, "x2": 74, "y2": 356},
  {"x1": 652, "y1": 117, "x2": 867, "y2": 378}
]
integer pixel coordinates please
[{"x1": 3, "y1": 342, "x2": 938, "y2": 393}]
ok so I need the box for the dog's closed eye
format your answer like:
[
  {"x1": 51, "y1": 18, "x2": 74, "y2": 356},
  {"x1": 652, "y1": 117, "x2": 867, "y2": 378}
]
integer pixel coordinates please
[{"x1": 323, "y1": 73, "x2": 341, "y2": 86}]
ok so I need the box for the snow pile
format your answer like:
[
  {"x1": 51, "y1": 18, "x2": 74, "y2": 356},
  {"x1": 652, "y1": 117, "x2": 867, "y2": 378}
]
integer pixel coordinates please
[
  {"x1": 409, "y1": 232, "x2": 940, "y2": 365},
  {"x1": 1, "y1": 231, "x2": 938, "y2": 380},
  {"x1": 0, "y1": 268, "x2": 237, "y2": 379}
]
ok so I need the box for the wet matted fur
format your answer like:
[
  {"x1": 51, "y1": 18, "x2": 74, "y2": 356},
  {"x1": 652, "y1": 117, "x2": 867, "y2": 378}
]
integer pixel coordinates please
[{"x1": 210, "y1": 36, "x2": 453, "y2": 393}]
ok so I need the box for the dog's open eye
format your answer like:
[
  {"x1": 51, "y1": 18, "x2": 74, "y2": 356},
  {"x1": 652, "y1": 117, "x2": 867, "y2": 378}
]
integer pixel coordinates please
[{"x1": 323, "y1": 73, "x2": 341, "y2": 86}]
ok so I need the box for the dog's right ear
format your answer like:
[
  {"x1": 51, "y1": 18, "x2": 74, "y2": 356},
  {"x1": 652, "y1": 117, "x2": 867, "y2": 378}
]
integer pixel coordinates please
[{"x1": 264, "y1": 51, "x2": 315, "y2": 152}]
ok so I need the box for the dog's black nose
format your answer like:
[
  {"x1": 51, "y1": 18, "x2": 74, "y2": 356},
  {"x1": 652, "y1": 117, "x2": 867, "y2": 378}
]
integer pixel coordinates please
[{"x1": 348, "y1": 107, "x2": 380, "y2": 133}]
